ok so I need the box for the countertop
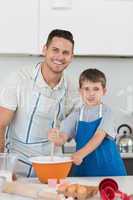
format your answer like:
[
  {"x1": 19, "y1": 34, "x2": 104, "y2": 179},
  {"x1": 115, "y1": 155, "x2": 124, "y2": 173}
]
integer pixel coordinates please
[
  {"x1": 0, "y1": 176, "x2": 133, "y2": 200},
  {"x1": 64, "y1": 152, "x2": 133, "y2": 159},
  {"x1": 121, "y1": 152, "x2": 133, "y2": 159}
]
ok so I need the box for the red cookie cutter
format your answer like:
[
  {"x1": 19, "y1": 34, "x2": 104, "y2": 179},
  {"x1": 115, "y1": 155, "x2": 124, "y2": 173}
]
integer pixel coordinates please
[{"x1": 99, "y1": 178, "x2": 131, "y2": 200}]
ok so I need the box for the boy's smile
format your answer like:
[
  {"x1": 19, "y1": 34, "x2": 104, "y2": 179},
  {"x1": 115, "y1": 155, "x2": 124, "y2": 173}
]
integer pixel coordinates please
[{"x1": 79, "y1": 80, "x2": 106, "y2": 107}]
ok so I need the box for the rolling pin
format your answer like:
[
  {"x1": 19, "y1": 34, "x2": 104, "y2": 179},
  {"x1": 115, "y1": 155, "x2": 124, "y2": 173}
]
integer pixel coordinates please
[{"x1": 2, "y1": 181, "x2": 59, "y2": 199}]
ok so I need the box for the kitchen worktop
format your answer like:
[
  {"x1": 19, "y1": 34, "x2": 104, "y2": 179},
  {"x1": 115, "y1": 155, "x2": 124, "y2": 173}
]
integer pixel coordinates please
[
  {"x1": 0, "y1": 176, "x2": 133, "y2": 200},
  {"x1": 63, "y1": 152, "x2": 133, "y2": 159},
  {"x1": 121, "y1": 152, "x2": 133, "y2": 159}
]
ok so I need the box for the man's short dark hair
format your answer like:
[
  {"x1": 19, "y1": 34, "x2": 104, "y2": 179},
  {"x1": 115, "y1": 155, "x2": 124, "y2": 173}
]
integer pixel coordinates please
[
  {"x1": 46, "y1": 29, "x2": 74, "y2": 48},
  {"x1": 79, "y1": 68, "x2": 106, "y2": 89}
]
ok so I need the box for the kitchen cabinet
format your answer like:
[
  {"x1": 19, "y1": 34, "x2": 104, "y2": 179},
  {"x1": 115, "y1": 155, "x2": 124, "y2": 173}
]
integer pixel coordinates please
[
  {"x1": 1, "y1": 1, "x2": 133, "y2": 55},
  {"x1": 0, "y1": 0, "x2": 39, "y2": 54},
  {"x1": 123, "y1": 158, "x2": 133, "y2": 175},
  {"x1": 39, "y1": 0, "x2": 133, "y2": 56},
  {"x1": 121, "y1": 153, "x2": 133, "y2": 175}
]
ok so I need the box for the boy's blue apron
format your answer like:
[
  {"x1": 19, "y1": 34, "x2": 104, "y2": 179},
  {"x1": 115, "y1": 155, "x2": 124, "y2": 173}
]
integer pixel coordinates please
[{"x1": 71, "y1": 104, "x2": 127, "y2": 176}]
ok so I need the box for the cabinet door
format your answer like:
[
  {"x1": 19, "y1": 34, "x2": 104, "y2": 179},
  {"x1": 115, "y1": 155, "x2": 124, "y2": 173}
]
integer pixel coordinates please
[
  {"x1": 39, "y1": 0, "x2": 133, "y2": 56},
  {"x1": 0, "y1": 0, "x2": 39, "y2": 54}
]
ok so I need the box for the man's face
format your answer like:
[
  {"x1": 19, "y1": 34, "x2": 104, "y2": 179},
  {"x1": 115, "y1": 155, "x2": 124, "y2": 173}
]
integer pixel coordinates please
[
  {"x1": 43, "y1": 37, "x2": 73, "y2": 74},
  {"x1": 79, "y1": 80, "x2": 106, "y2": 107}
]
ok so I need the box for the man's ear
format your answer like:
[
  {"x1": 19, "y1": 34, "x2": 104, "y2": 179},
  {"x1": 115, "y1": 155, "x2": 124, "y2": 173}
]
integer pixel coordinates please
[
  {"x1": 71, "y1": 51, "x2": 74, "y2": 59},
  {"x1": 42, "y1": 44, "x2": 47, "y2": 56}
]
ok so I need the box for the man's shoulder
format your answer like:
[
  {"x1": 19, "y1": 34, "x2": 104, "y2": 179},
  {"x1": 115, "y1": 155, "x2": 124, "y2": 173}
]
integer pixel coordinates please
[
  {"x1": 64, "y1": 75, "x2": 78, "y2": 97},
  {"x1": 63, "y1": 75, "x2": 81, "y2": 108},
  {"x1": 64, "y1": 75, "x2": 75, "y2": 89},
  {"x1": 2, "y1": 64, "x2": 38, "y2": 86},
  {"x1": 18, "y1": 64, "x2": 36, "y2": 79}
]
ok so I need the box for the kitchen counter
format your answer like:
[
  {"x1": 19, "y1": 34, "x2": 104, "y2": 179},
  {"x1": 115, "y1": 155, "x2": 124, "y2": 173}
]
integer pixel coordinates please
[
  {"x1": 121, "y1": 152, "x2": 133, "y2": 158},
  {"x1": 64, "y1": 152, "x2": 133, "y2": 159},
  {"x1": 0, "y1": 176, "x2": 132, "y2": 200}
]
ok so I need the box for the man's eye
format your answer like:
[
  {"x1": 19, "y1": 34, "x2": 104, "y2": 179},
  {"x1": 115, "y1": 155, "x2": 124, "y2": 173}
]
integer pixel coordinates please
[{"x1": 53, "y1": 48, "x2": 58, "y2": 52}]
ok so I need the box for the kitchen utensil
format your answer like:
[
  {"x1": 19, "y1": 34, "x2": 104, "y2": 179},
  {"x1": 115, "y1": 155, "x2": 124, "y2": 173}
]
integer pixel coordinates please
[
  {"x1": 99, "y1": 178, "x2": 131, "y2": 200},
  {"x1": 118, "y1": 134, "x2": 133, "y2": 153},
  {"x1": 0, "y1": 153, "x2": 18, "y2": 181},
  {"x1": 50, "y1": 109, "x2": 58, "y2": 161},
  {"x1": 51, "y1": 143, "x2": 55, "y2": 161},
  {"x1": 117, "y1": 124, "x2": 133, "y2": 153},
  {"x1": 29, "y1": 156, "x2": 72, "y2": 183},
  {"x1": 2, "y1": 181, "x2": 58, "y2": 199},
  {"x1": 0, "y1": 176, "x2": 6, "y2": 192},
  {"x1": 117, "y1": 124, "x2": 132, "y2": 137}
]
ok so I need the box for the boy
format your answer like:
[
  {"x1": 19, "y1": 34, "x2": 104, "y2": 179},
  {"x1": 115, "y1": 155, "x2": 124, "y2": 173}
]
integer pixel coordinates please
[{"x1": 48, "y1": 68, "x2": 126, "y2": 176}]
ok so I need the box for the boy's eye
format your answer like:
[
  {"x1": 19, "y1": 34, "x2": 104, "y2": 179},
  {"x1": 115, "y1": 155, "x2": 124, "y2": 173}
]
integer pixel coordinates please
[
  {"x1": 93, "y1": 87, "x2": 100, "y2": 91},
  {"x1": 63, "y1": 51, "x2": 70, "y2": 56},
  {"x1": 82, "y1": 87, "x2": 89, "y2": 91},
  {"x1": 81, "y1": 87, "x2": 100, "y2": 92}
]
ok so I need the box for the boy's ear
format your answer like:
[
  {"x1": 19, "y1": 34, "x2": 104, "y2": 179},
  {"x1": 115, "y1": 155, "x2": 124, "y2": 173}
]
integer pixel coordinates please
[
  {"x1": 78, "y1": 88, "x2": 82, "y2": 94},
  {"x1": 103, "y1": 87, "x2": 107, "y2": 95}
]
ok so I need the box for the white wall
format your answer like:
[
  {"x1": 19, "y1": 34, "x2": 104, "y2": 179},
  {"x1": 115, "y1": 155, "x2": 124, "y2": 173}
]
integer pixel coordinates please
[{"x1": 0, "y1": 55, "x2": 133, "y2": 130}]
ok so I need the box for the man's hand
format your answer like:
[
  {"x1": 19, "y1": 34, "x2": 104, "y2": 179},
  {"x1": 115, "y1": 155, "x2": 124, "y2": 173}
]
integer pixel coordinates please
[
  {"x1": 48, "y1": 128, "x2": 61, "y2": 145},
  {"x1": 48, "y1": 128, "x2": 68, "y2": 146}
]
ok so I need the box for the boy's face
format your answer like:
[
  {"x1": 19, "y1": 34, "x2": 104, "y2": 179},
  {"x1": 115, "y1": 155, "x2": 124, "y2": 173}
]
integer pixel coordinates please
[{"x1": 79, "y1": 80, "x2": 106, "y2": 107}]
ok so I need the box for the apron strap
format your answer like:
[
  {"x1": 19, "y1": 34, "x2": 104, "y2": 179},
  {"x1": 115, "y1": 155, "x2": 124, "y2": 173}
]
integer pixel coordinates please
[
  {"x1": 79, "y1": 106, "x2": 84, "y2": 121},
  {"x1": 99, "y1": 103, "x2": 102, "y2": 118},
  {"x1": 33, "y1": 63, "x2": 68, "y2": 128},
  {"x1": 79, "y1": 103, "x2": 103, "y2": 121}
]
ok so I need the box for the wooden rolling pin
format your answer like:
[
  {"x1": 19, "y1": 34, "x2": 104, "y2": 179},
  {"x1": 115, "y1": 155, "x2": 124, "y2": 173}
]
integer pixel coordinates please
[{"x1": 2, "y1": 181, "x2": 59, "y2": 199}]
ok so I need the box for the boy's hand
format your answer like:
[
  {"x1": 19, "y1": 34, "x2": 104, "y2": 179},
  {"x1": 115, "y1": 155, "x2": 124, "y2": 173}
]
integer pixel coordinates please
[{"x1": 72, "y1": 150, "x2": 85, "y2": 165}]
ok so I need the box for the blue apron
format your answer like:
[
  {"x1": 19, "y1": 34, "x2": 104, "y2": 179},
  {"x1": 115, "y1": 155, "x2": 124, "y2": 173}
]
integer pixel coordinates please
[{"x1": 71, "y1": 104, "x2": 127, "y2": 176}]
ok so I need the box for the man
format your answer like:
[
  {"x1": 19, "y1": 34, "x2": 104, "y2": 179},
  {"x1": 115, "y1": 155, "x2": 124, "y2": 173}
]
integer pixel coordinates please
[{"x1": 0, "y1": 29, "x2": 77, "y2": 177}]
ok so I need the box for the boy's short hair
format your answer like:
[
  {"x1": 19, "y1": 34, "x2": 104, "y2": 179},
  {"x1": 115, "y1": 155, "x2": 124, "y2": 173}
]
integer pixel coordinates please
[
  {"x1": 46, "y1": 29, "x2": 74, "y2": 49},
  {"x1": 79, "y1": 68, "x2": 106, "y2": 88}
]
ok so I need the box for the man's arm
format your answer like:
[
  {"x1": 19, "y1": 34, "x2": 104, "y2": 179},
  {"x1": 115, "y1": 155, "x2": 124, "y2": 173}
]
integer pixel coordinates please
[{"x1": 0, "y1": 106, "x2": 15, "y2": 152}]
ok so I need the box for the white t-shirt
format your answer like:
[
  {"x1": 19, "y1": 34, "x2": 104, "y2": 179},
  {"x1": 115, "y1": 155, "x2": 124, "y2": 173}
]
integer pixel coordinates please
[{"x1": 60, "y1": 104, "x2": 117, "y2": 140}]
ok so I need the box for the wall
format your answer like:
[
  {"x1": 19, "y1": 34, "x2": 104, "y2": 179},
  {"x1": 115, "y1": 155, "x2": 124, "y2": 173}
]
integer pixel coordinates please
[{"x1": 0, "y1": 55, "x2": 133, "y2": 129}]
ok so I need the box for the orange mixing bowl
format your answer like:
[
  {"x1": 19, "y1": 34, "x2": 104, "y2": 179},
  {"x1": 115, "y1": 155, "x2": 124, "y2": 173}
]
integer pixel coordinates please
[{"x1": 29, "y1": 156, "x2": 72, "y2": 183}]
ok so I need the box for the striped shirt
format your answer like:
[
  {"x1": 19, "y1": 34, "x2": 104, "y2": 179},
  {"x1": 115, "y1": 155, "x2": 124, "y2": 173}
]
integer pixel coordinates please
[{"x1": 0, "y1": 63, "x2": 79, "y2": 176}]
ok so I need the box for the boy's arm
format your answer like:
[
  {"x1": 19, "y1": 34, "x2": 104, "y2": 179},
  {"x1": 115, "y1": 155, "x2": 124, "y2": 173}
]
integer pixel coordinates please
[
  {"x1": 48, "y1": 128, "x2": 69, "y2": 146},
  {"x1": 72, "y1": 130, "x2": 106, "y2": 165}
]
